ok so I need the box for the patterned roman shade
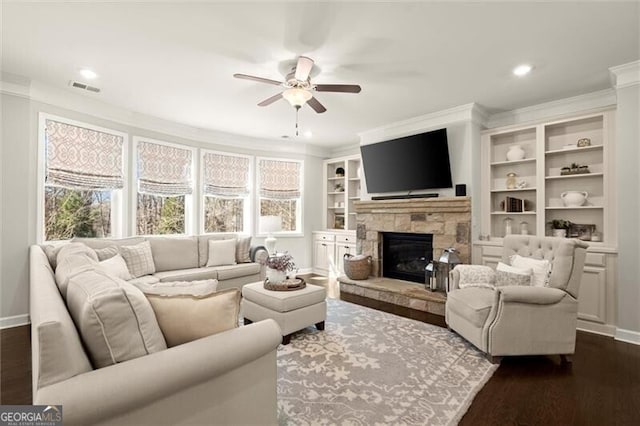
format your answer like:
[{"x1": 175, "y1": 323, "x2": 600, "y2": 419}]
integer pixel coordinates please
[
  {"x1": 137, "y1": 140, "x2": 193, "y2": 196},
  {"x1": 203, "y1": 152, "x2": 250, "y2": 197},
  {"x1": 259, "y1": 159, "x2": 301, "y2": 199},
  {"x1": 45, "y1": 119, "x2": 124, "y2": 190}
]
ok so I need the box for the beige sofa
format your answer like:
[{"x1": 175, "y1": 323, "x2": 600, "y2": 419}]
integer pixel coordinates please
[{"x1": 30, "y1": 236, "x2": 281, "y2": 425}]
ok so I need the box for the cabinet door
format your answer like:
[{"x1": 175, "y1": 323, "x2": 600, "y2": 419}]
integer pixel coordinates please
[
  {"x1": 578, "y1": 266, "x2": 606, "y2": 324},
  {"x1": 336, "y1": 243, "x2": 356, "y2": 274},
  {"x1": 313, "y1": 240, "x2": 335, "y2": 273}
]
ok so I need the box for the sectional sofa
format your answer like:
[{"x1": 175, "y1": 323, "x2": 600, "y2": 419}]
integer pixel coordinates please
[{"x1": 30, "y1": 234, "x2": 281, "y2": 425}]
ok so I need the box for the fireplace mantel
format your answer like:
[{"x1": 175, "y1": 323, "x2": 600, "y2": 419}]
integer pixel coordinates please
[{"x1": 354, "y1": 197, "x2": 471, "y2": 277}]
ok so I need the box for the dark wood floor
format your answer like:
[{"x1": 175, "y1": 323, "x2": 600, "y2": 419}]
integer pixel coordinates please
[{"x1": 3, "y1": 279, "x2": 639, "y2": 425}]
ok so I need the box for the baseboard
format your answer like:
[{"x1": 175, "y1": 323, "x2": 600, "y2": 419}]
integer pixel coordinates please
[
  {"x1": 297, "y1": 267, "x2": 313, "y2": 275},
  {"x1": 577, "y1": 320, "x2": 616, "y2": 337},
  {"x1": 615, "y1": 328, "x2": 640, "y2": 345},
  {"x1": 0, "y1": 314, "x2": 30, "y2": 329}
]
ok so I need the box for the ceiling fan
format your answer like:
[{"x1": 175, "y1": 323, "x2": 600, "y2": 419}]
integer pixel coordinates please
[{"x1": 233, "y1": 56, "x2": 362, "y2": 114}]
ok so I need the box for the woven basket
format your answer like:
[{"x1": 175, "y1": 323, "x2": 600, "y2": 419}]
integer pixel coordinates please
[{"x1": 343, "y1": 254, "x2": 372, "y2": 280}]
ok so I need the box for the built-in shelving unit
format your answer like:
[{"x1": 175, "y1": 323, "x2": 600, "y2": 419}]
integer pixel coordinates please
[{"x1": 323, "y1": 155, "x2": 362, "y2": 231}]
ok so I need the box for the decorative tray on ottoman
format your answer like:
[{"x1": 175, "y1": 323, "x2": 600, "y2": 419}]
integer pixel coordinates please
[{"x1": 263, "y1": 277, "x2": 306, "y2": 291}]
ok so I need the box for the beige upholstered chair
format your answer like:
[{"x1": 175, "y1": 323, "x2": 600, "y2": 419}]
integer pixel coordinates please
[{"x1": 445, "y1": 235, "x2": 588, "y2": 363}]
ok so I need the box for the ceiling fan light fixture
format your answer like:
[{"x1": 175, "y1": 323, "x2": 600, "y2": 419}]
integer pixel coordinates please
[{"x1": 283, "y1": 88, "x2": 312, "y2": 107}]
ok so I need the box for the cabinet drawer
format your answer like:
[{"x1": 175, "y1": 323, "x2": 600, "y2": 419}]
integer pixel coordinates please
[
  {"x1": 482, "y1": 246, "x2": 503, "y2": 257},
  {"x1": 314, "y1": 232, "x2": 335, "y2": 242},
  {"x1": 336, "y1": 234, "x2": 356, "y2": 244},
  {"x1": 585, "y1": 253, "x2": 606, "y2": 267}
]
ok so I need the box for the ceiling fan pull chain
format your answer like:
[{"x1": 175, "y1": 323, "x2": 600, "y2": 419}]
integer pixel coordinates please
[{"x1": 295, "y1": 105, "x2": 300, "y2": 137}]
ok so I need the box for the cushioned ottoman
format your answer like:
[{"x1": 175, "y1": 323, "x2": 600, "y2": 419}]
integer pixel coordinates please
[{"x1": 241, "y1": 282, "x2": 327, "y2": 344}]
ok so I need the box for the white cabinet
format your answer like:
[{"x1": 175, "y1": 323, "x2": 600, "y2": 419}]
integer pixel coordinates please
[
  {"x1": 323, "y1": 155, "x2": 363, "y2": 231},
  {"x1": 312, "y1": 231, "x2": 355, "y2": 276}
]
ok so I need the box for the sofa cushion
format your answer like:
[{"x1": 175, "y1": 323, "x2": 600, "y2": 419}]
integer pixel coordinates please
[
  {"x1": 206, "y1": 239, "x2": 237, "y2": 267},
  {"x1": 120, "y1": 241, "x2": 156, "y2": 278},
  {"x1": 215, "y1": 263, "x2": 261, "y2": 281},
  {"x1": 72, "y1": 236, "x2": 145, "y2": 250},
  {"x1": 236, "y1": 236, "x2": 252, "y2": 263},
  {"x1": 146, "y1": 288, "x2": 240, "y2": 347},
  {"x1": 40, "y1": 243, "x2": 65, "y2": 270},
  {"x1": 154, "y1": 267, "x2": 219, "y2": 282},
  {"x1": 65, "y1": 269, "x2": 167, "y2": 368},
  {"x1": 55, "y1": 243, "x2": 100, "y2": 298},
  {"x1": 198, "y1": 234, "x2": 235, "y2": 267},
  {"x1": 446, "y1": 288, "x2": 496, "y2": 328},
  {"x1": 148, "y1": 236, "x2": 199, "y2": 272},
  {"x1": 242, "y1": 282, "x2": 326, "y2": 313},
  {"x1": 99, "y1": 254, "x2": 133, "y2": 281},
  {"x1": 133, "y1": 279, "x2": 219, "y2": 296},
  {"x1": 127, "y1": 275, "x2": 161, "y2": 286}
]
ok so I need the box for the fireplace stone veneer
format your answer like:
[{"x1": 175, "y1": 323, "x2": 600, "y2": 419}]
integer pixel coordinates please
[{"x1": 354, "y1": 197, "x2": 471, "y2": 279}]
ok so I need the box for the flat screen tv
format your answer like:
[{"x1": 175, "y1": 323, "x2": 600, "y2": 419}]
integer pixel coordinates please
[{"x1": 360, "y1": 128, "x2": 453, "y2": 193}]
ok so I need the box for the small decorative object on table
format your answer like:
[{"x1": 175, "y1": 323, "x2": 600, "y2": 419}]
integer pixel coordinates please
[
  {"x1": 264, "y1": 277, "x2": 306, "y2": 291},
  {"x1": 506, "y1": 144, "x2": 526, "y2": 161},
  {"x1": 261, "y1": 252, "x2": 296, "y2": 285},
  {"x1": 343, "y1": 253, "x2": 372, "y2": 280},
  {"x1": 506, "y1": 172, "x2": 518, "y2": 189},
  {"x1": 577, "y1": 138, "x2": 591, "y2": 147}
]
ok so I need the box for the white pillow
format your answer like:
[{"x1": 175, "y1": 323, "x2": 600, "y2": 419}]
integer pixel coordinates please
[
  {"x1": 99, "y1": 254, "x2": 133, "y2": 280},
  {"x1": 206, "y1": 239, "x2": 237, "y2": 267},
  {"x1": 496, "y1": 262, "x2": 533, "y2": 287},
  {"x1": 510, "y1": 255, "x2": 551, "y2": 287},
  {"x1": 455, "y1": 264, "x2": 496, "y2": 289}
]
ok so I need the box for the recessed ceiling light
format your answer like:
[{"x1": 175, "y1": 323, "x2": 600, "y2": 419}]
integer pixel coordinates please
[
  {"x1": 79, "y1": 68, "x2": 98, "y2": 80},
  {"x1": 303, "y1": 130, "x2": 313, "y2": 138},
  {"x1": 513, "y1": 64, "x2": 532, "y2": 77}
]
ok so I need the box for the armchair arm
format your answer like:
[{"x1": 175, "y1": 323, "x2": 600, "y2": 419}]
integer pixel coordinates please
[
  {"x1": 497, "y1": 286, "x2": 567, "y2": 305},
  {"x1": 250, "y1": 245, "x2": 268, "y2": 263},
  {"x1": 35, "y1": 319, "x2": 281, "y2": 426},
  {"x1": 448, "y1": 268, "x2": 461, "y2": 292}
]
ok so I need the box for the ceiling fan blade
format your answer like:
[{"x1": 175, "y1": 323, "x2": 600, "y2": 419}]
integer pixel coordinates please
[
  {"x1": 294, "y1": 56, "x2": 314, "y2": 81},
  {"x1": 258, "y1": 92, "x2": 283, "y2": 107},
  {"x1": 307, "y1": 96, "x2": 327, "y2": 114},
  {"x1": 315, "y1": 84, "x2": 362, "y2": 93},
  {"x1": 233, "y1": 73, "x2": 283, "y2": 86}
]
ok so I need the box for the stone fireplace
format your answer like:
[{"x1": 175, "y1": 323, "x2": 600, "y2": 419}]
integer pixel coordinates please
[{"x1": 355, "y1": 197, "x2": 471, "y2": 280}]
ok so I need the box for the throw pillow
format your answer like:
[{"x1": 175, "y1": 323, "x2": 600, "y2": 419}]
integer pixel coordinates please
[
  {"x1": 65, "y1": 269, "x2": 167, "y2": 368},
  {"x1": 206, "y1": 238, "x2": 237, "y2": 267},
  {"x1": 235, "y1": 236, "x2": 252, "y2": 263},
  {"x1": 41, "y1": 244, "x2": 64, "y2": 270},
  {"x1": 93, "y1": 246, "x2": 119, "y2": 261},
  {"x1": 456, "y1": 264, "x2": 496, "y2": 289},
  {"x1": 146, "y1": 288, "x2": 240, "y2": 347},
  {"x1": 99, "y1": 254, "x2": 133, "y2": 281},
  {"x1": 55, "y1": 243, "x2": 100, "y2": 298},
  {"x1": 495, "y1": 262, "x2": 533, "y2": 287},
  {"x1": 120, "y1": 241, "x2": 156, "y2": 278},
  {"x1": 511, "y1": 255, "x2": 551, "y2": 287}
]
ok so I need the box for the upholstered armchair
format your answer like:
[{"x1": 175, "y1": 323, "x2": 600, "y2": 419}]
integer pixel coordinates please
[{"x1": 445, "y1": 235, "x2": 588, "y2": 363}]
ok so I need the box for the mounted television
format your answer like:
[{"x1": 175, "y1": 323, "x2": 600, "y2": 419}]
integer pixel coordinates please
[{"x1": 360, "y1": 128, "x2": 453, "y2": 193}]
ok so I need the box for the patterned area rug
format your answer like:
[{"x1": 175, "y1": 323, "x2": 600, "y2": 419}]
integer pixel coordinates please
[{"x1": 277, "y1": 299, "x2": 497, "y2": 426}]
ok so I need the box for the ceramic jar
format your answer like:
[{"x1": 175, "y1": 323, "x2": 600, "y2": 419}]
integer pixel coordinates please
[
  {"x1": 504, "y1": 217, "x2": 513, "y2": 235},
  {"x1": 506, "y1": 145, "x2": 526, "y2": 161},
  {"x1": 266, "y1": 268, "x2": 287, "y2": 284},
  {"x1": 561, "y1": 191, "x2": 588, "y2": 207}
]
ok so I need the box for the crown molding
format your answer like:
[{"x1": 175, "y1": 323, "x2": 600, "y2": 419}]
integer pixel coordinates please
[
  {"x1": 1, "y1": 76, "x2": 331, "y2": 158},
  {"x1": 486, "y1": 89, "x2": 617, "y2": 129},
  {"x1": 358, "y1": 102, "x2": 487, "y2": 145},
  {"x1": 610, "y1": 60, "x2": 640, "y2": 89}
]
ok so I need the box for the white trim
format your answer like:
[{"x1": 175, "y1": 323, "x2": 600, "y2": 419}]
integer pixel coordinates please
[
  {"x1": 358, "y1": 102, "x2": 487, "y2": 145},
  {"x1": 200, "y1": 149, "x2": 254, "y2": 234},
  {"x1": 0, "y1": 314, "x2": 30, "y2": 329},
  {"x1": 486, "y1": 89, "x2": 617, "y2": 129},
  {"x1": 255, "y1": 156, "x2": 304, "y2": 237},
  {"x1": 297, "y1": 267, "x2": 313, "y2": 275},
  {"x1": 577, "y1": 320, "x2": 616, "y2": 337},
  {"x1": 37, "y1": 113, "x2": 129, "y2": 242},
  {"x1": 615, "y1": 328, "x2": 640, "y2": 345},
  {"x1": 609, "y1": 60, "x2": 640, "y2": 89}
]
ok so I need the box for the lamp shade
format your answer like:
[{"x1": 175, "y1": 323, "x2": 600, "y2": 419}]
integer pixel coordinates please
[
  {"x1": 283, "y1": 88, "x2": 312, "y2": 107},
  {"x1": 260, "y1": 215, "x2": 282, "y2": 234}
]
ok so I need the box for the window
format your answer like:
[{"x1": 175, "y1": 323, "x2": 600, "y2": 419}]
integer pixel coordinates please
[
  {"x1": 135, "y1": 139, "x2": 194, "y2": 235},
  {"x1": 42, "y1": 117, "x2": 125, "y2": 241},
  {"x1": 202, "y1": 151, "x2": 251, "y2": 233},
  {"x1": 257, "y1": 158, "x2": 303, "y2": 234}
]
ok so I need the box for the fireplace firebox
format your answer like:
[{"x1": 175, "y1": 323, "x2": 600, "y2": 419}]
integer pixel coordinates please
[{"x1": 382, "y1": 232, "x2": 433, "y2": 284}]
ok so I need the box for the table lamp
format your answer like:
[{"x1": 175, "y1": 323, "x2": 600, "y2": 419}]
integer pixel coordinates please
[{"x1": 260, "y1": 215, "x2": 282, "y2": 254}]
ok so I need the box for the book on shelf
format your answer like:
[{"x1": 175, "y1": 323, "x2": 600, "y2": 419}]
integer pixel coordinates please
[{"x1": 501, "y1": 196, "x2": 525, "y2": 212}]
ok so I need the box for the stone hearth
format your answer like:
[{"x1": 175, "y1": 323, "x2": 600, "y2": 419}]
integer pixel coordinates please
[{"x1": 354, "y1": 197, "x2": 471, "y2": 278}]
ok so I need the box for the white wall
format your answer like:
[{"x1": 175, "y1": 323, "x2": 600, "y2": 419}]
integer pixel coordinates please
[{"x1": 0, "y1": 90, "x2": 325, "y2": 325}]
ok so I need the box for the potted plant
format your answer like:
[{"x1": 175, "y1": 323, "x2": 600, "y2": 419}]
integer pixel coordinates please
[
  {"x1": 549, "y1": 219, "x2": 572, "y2": 238},
  {"x1": 261, "y1": 252, "x2": 296, "y2": 284}
]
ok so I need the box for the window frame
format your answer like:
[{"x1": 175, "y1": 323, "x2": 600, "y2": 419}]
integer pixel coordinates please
[
  {"x1": 131, "y1": 136, "x2": 196, "y2": 236},
  {"x1": 200, "y1": 149, "x2": 254, "y2": 235},
  {"x1": 255, "y1": 156, "x2": 304, "y2": 237},
  {"x1": 37, "y1": 113, "x2": 129, "y2": 242}
]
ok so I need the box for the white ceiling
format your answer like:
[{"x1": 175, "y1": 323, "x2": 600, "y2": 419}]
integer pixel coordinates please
[{"x1": 2, "y1": 1, "x2": 639, "y2": 148}]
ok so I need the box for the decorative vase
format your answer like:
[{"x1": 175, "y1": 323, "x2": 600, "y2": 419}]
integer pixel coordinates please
[
  {"x1": 504, "y1": 217, "x2": 513, "y2": 236},
  {"x1": 266, "y1": 268, "x2": 286, "y2": 284},
  {"x1": 561, "y1": 191, "x2": 588, "y2": 207},
  {"x1": 552, "y1": 229, "x2": 567, "y2": 238},
  {"x1": 506, "y1": 172, "x2": 517, "y2": 189},
  {"x1": 520, "y1": 221, "x2": 529, "y2": 235},
  {"x1": 506, "y1": 145, "x2": 526, "y2": 161}
]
